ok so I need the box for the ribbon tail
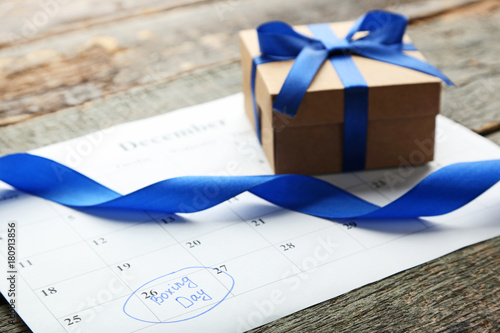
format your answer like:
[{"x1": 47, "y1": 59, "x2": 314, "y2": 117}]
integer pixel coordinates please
[
  {"x1": 355, "y1": 45, "x2": 454, "y2": 86},
  {"x1": 0, "y1": 153, "x2": 121, "y2": 206},
  {"x1": 97, "y1": 175, "x2": 279, "y2": 213},
  {"x1": 272, "y1": 46, "x2": 328, "y2": 117},
  {"x1": 2, "y1": 154, "x2": 500, "y2": 219},
  {"x1": 363, "y1": 160, "x2": 500, "y2": 218},
  {"x1": 0, "y1": 153, "x2": 378, "y2": 216},
  {"x1": 345, "y1": 10, "x2": 408, "y2": 45}
]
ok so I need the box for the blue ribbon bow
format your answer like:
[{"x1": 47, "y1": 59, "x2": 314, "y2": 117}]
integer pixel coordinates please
[{"x1": 251, "y1": 10, "x2": 453, "y2": 171}]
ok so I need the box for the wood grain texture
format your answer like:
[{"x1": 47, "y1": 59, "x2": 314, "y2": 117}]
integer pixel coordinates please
[
  {"x1": 0, "y1": 0, "x2": 477, "y2": 49},
  {"x1": 406, "y1": 0, "x2": 500, "y2": 132},
  {"x1": 0, "y1": 0, "x2": 209, "y2": 48},
  {"x1": 0, "y1": 61, "x2": 241, "y2": 155},
  {"x1": 487, "y1": 131, "x2": 500, "y2": 146},
  {"x1": 0, "y1": 0, "x2": 478, "y2": 127}
]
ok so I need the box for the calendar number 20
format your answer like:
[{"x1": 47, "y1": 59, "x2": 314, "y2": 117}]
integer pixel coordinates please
[{"x1": 186, "y1": 240, "x2": 201, "y2": 248}]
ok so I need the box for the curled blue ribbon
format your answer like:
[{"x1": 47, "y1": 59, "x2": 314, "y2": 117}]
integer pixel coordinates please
[
  {"x1": 251, "y1": 10, "x2": 453, "y2": 171},
  {"x1": 1, "y1": 153, "x2": 499, "y2": 219}
]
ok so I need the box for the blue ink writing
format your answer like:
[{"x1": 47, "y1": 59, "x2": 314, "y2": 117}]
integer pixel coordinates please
[
  {"x1": 150, "y1": 276, "x2": 212, "y2": 307},
  {"x1": 123, "y1": 266, "x2": 235, "y2": 324},
  {"x1": 176, "y1": 289, "x2": 213, "y2": 308}
]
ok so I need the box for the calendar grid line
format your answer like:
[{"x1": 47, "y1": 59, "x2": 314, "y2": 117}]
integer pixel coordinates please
[
  {"x1": 206, "y1": 221, "x2": 444, "y2": 301},
  {"x1": 48, "y1": 204, "x2": 163, "y2": 327},
  {"x1": 73, "y1": 218, "x2": 151, "y2": 241},
  {"x1": 125, "y1": 238, "x2": 313, "y2": 297},
  {"x1": 208, "y1": 244, "x2": 285, "y2": 271},
  {"x1": 52, "y1": 293, "x2": 160, "y2": 331},
  {"x1": 33, "y1": 266, "x2": 115, "y2": 292},
  {"x1": 267, "y1": 223, "x2": 338, "y2": 247},
  {"x1": 224, "y1": 198, "x2": 281, "y2": 222},
  {"x1": 53, "y1": 294, "x2": 132, "y2": 320},
  {"x1": 144, "y1": 211, "x2": 239, "y2": 310},
  {"x1": 333, "y1": 223, "x2": 369, "y2": 250},
  {"x1": 155, "y1": 217, "x2": 238, "y2": 297},
  {"x1": 12, "y1": 184, "x2": 450, "y2": 331},
  {"x1": 122, "y1": 268, "x2": 237, "y2": 324},
  {"x1": 145, "y1": 294, "x2": 235, "y2": 325},
  {"x1": 153, "y1": 217, "x2": 241, "y2": 243},
  {"x1": 129, "y1": 291, "x2": 164, "y2": 324},
  {"x1": 11, "y1": 202, "x2": 105, "y2": 291},
  {"x1": 28, "y1": 213, "x2": 431, "y2": 295},
  {"x1": 188, "y1": 243, "x2": 370, "y2": 300},
  {"x1": 44, "y1": 277, "x2": 148, "y2": 322},
  {"x1": 339, "y1": 222, "x2": 433, "y2": 252},
  {"x1": 273, "y1": 222, "x2": 368, "y2": 272},
  {"x1": 351, "y1": 172, "x2": 392, "y2": 203},
  {"x1": 100, "y1": 212, "x2": 180, "y2": 325},
  {"x1": 106, "y1": 241, "x2": 180, "y2": 268},
  {"x1": 0, "y1": 210, "x2": 60, "y2": 233},
  {"x1": 17, "y1": 272, "x2": 71, "y2": 333},
  {"x1": 7, "y1": 191, "x2": 62, "y2": 210},
  {"x1": 133, "y1": 225, "x2": 350, "y2": 299},
  {"x1": 12, "y1": 208, "x2": 150, "y2": 265},
  {"x1": 352, "y1": 168, "x2": 415, "y2": 203},
  {"x1": 415, "y1": 219, "x2": 432, "y2": 229},
  {"x1": 125, "y1": 265, "x2": 239, "y2": 326},
  {"x1": 15, "y1": 239, "x2": 87, "y2": 264},
  {"x1": 241, "y1": 214, "x2": 304, "y2": 273}
]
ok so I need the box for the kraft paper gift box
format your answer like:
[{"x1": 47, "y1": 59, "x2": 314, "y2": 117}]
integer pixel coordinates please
[{"x1": 239, "y1": 12, "x2": 449, "y2": 175}]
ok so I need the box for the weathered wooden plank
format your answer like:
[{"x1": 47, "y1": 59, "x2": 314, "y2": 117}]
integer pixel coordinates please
[
  {"x1": 0, "y1": 0, "x2": 479, "y2": 49},
  {"x1": 486, "y1": 130, "x2": 500, "y2": 146},
  {"x1": 0, "y1": 61, "x2": 241, "y2": 155},
  {"x1": 0, "y1": 302, "x2": 30, "y2": 333},
  {"x1": 395, "y1": 0, "x2": 480, "y2": 21},
  {"x1": 406, "y1": 0, "x2": 500, "y2": 133},
  {"x1": 0, "y1": 0, "x2": 207, "y2": 48},
  {"x1": 2, "y1": 0, "x2": 485, "y2": 127}
]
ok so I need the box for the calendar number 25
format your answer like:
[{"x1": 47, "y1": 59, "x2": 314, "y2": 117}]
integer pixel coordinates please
[{"x1": 64, "y1": 315, "x2": 81, "y2": 326}]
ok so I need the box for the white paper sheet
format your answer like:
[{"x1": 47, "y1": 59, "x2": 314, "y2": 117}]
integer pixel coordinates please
[{"x1": 1, "y1": 94, "x2": 499, "y2": 333}]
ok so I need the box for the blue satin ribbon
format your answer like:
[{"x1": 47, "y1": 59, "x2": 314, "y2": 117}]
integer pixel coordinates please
[
  {"x1": 251, "y1": 10, "x2": 453, "y2": 171},
  {"x1": 1, "y1": 153, "x2": 499, "y2": 219}
]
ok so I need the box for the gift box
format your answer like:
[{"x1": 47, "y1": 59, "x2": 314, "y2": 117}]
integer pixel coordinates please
[{"x1": 240, "y1": 11, "x2": 451, "y2": 175}]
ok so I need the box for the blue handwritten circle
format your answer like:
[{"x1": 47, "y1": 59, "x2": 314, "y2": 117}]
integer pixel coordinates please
[{"x1": 123, "y1": 266, "x2": 235, "y2": 324}]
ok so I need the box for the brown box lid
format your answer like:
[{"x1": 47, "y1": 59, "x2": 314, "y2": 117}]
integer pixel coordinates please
[{"x1": 240, "y1": 21, "x2": 442, "y2": 129}]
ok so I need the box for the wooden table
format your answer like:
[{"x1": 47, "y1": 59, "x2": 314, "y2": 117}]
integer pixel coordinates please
[{"x1": 1, "y1": 0, "x2": 499, "y2": 331}]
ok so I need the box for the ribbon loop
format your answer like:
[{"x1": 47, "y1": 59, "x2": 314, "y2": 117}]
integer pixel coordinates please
[
  {"x1": 251, "y1": 10, "x2": 453, "y2": 171},
  {"x1": 345, "y1": 10, "x2": 407, "y2": 45},
  {"x1": 256, "y1": 21, "x2": 320, "y2": 59},
  {"x1": 254, "y1": 10, "x2": 453, "y2": 120}
]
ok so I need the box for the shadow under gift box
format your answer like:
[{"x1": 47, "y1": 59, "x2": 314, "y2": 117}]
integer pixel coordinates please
[{"x1": 240, "y1": 21, "x2": 441, "y2": 175}]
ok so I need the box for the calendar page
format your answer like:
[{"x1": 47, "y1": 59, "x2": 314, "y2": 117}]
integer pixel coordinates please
[{"x1": 1, "y1": 94, "x2": 500, "y2": 333}]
